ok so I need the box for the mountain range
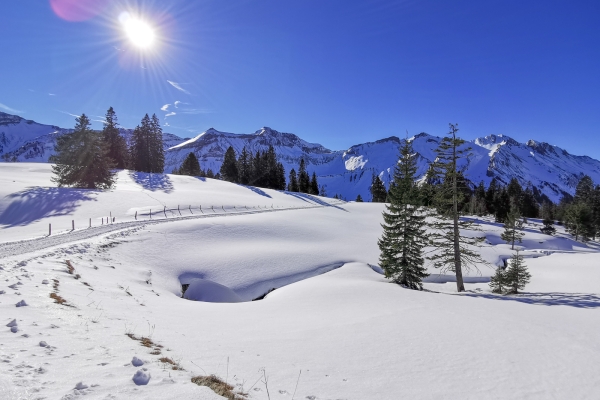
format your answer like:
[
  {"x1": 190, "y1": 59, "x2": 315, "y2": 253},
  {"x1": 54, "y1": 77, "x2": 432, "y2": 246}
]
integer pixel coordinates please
[{"x1": 2, "y1": 111, "x2": 598, "y2": 202}]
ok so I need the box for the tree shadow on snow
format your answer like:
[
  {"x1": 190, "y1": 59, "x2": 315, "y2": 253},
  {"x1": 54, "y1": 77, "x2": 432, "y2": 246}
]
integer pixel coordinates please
[
  {"x1": 463, "y1": 292, "x2": 600, "y2": 309},
  {"x1": 129, "y1": 171, "x2": 174, "y2": 193},
  {"x1": 0, "y1": 187, "x2": 98, "y2": 227},
  {"x1": 235, "y1": 184, "x2": 272, "y2": 198},
  {"x1": 284, "y1": 192, "x2": 348, "y2": 212}
]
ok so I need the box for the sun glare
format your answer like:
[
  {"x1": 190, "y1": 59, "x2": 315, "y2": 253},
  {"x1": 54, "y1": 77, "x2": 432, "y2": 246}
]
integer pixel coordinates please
[{"x1": 120, "y1": 12, "x2": 155, "y2": 49}]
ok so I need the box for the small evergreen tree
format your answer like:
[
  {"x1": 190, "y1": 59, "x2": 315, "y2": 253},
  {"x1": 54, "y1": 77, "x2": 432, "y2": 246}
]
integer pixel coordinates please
[
  {"x1": 102, "y1": 107, "x2": 128, "y2": 169},
  {"x1": 505, "y1": 250, "x2": 531, "y2": 294},
  {"x1": 319, "y1": 185, "x2": 327, "y2": 197},
  {"x1": 564, "y1": 202, "x2": 594, "y2": 241},
  {"x1": 220, "y1": 146, "x2": 239, "y2": 182},
  {"x1": 288, "y1": 169, "x2": 299, "y2": 192},
  {"x1": 540, "y1": 216, "x2": 556, "y2": 235},
  {"x1": 501, "y1": 204, "x2": 524, "y2": 249},
  {"x1": 298, "y1": 158, "x2": 310, "y2": 193},
  {"x1": 309, "y1": 172, "x2": 319, "y2": 195},
  {"x1": 370, "y1": 174, "x2": 387, "y2": 202},
  {"x1": 51, "y1": 114, "x2": 115, "y2": 189},
  {"x1": 378, "y1": 138, "x2": 429, "y2": 289},
  {"x1": 355, "y1": 194, "x2": 363, "y2": 202},
  {"x1": 489, "y1": 266, "x2": 507, "y2": 294},
  {"x1": 178, "y1": 152, "x2": 201, "y2": 176}
]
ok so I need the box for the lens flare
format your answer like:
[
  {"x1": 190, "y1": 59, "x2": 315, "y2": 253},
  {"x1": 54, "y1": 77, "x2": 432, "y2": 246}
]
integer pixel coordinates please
[
  {"x1": 49, "y1": 0, "x2": 106, "y2": 22},
  {"x1": 120, "y1": 12, "x2": 155, "y2": 49}
]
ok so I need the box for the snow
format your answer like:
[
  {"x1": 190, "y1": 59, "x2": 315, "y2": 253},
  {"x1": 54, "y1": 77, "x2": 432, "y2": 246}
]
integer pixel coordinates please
[
  {"x1": 0, "y1": 162, "x2": 600, "y2": 399},
  {"x1": 183, "y1": 279, "x2": 243, "y2": 303}
]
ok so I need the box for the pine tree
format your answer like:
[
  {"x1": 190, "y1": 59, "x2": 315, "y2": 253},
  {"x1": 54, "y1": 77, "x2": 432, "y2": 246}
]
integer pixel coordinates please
[
  {"x1": 51, "y1": 114, "x2": 115, "y2": 189},
  {"x1": 238, "y1": 147, "x2": 252, "y2": 185},
  {"x1": 149, "y1": 114, "x2": 165, "y2": 173},
  {"x1": 419, "y1": 163, "x2": 439, "y2": 207},
  {"x1": 428, "y1": 123, "x2": 486, "y2": 292},
  {"x1": 494, "y1": 187, "x2": 510, "y2": 222},
  {"x1": 129, "y1": 114, "x2": 152, "y2": 173},
  {"x1": 489, "y1": 266, "x2": 507, "y2": 294},
  {"x1": 370, "y1": 174, "x2": 387, "y2": 202},
  {"x1": 178, "y1": 152, "x2": 201, "y2": 176},
  {"x1": 102, "y1": 107, "x2": 128, "y2": 169},
  {"x1": 378, "y1": 138, "x2": 429, "y2": 289},
  {"x1": 355, "y1": 194, "x2": 363, "y2": 202},
  {"x1": 319, "y1": 185, "x2": 327, "y2": 197},
  {"x1": 276, "y1": 162, "x2": 286, "y2": 190},
  {"x1": 505, "y1": 250, "x2": 531, "y2": 294},
  {"x1": 485, "y1": 178, "x2": 498, "y2": 215},
  {"x1": 564, "y1": 202, "x2": 594, "y2": 241},
  {"x1": 501, "y1": 204, "x2": 524, "y2": 249},
  {"x1": 309, "y1": 172, "x2": 319, "y2": 195},
  {"x1": 288, "y1": 169, "x2": 299, "y2": 192},
  {"x1": 220, "y1": 146, "x2": 239, "y2": 183},
  {"x1": 540, "y1": 216, "x2": 556, "y2": 235},
  {"x1": 298, "y1": 158, "x2": 310, "y2": 193}
]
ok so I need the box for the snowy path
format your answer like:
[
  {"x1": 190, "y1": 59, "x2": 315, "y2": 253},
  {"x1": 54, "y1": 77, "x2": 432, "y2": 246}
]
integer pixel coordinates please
[{"x1": 0, "y1": 204, "x2": 330, "y2": 260}]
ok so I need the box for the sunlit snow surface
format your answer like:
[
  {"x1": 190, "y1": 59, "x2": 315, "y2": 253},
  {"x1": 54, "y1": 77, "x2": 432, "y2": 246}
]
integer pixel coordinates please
[{"x1": 0, "y1": 163, "x2": 599, "y2": 399}]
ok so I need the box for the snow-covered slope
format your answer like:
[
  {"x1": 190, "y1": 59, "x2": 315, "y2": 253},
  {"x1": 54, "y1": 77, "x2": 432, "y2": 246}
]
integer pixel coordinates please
[
  {"x1": 3, "y1": 111, "x2": 600, "y2": 202},
  {"x1": 1, "y1": 163, "x2": 600, "y2": 399}
]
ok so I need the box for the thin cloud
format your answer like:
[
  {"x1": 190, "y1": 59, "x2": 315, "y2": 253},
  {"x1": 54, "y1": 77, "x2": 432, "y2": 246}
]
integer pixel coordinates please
[
  {"x1": 180, "y1": 108, "x2": 214, "y2": 115},
  {"x1": 58, "y1": 110, "x2": 81, "y2": 118},
  {"x1": 48, "y1": 93, "x2": 56, "y2": 96},
  {"x1": 174, "y1": 101, "x2": 188, "y2": 108},
  {"x1": 161, "y1": 104, "x2": 170, "y2": 111},
  {"x1": 165, "y1": 112, "x2": 176, "y2": 117},
  {"x1": 0, "y1": 103, "x2": 23, "y2": 114},
  {"x1": 167, "y1": 80, "x2": 190, "y2": 94}
]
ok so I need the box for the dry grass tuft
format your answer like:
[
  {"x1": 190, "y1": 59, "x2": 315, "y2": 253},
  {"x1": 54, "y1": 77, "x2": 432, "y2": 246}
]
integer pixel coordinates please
[
  {"x1": 126, "y1": 333, "x2": 162, "y2": 355},
  {"x1": 50, "y1": 292, "x2": 70, "y2": 306},
  {"x1": 159, "y1": 357, "x2": 184, "y2": 370},
  {"x1": 65, "y1": 260, "x2": 75, "y2": 275},
  {"x1": 191, "y1": 375, "x2": 247, "y2": 399}
]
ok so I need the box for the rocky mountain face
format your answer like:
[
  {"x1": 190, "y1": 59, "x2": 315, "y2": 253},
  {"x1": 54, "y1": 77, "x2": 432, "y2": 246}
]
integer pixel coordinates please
[{"x1": 1, "y1": 111, "x2": 598, "y2": 203}]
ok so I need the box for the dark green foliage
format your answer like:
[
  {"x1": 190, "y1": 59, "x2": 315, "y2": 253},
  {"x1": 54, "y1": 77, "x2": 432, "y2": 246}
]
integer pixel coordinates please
[
  {"x1": 238, "y1": 147, "x2": 252, "y2": 185},
  {"x1": 51, "y1": 114, "x2": 115, "y2": 189},
  {"x1": 378, "y1": 138, "x2": 429, "y2": 290},
  {"x1": 319, "y1": 185, "x2": 327, "y2": 197},
  {"x1": 501, "y1": 204, "x2": 524, "y2": 249},
  {"x1": 419, "y1": 163, "x2": 439, "y2": 207},
  {"x1": 489, "y1": 267, "x2": 507, "y2": 294},
  {"x1": 494, "y1": 188, "x2": 510, "y2": 223},
  {"x1": 102, "y1": 107, "x2": 128, "y2": 169},
  {"x1": 428, "y1": 123, "x2": 486, "y2": 292},
  {"x1": 287, "y1": 169, "x2": 299, "y2": 192},
  {"x1": 564, "y1": 202, "x2": 594, "y2": 241},
  {"x1": 178, "y1": 152, "x2": 201, "y2": 176},
  {"x1": 355, "y1": 194, "x2": 363, "y2": 202},
  {"x1": 507, "y1": 177, "x2": 522, "y2": 206},
  {"x1": 485, "y1": 178, "x2": 498, "y2": 215},
  {"x1": 505, "y1": 250, "x2": 531, "y2": 294},
  {"x1": 220, "y1": 146, "x2": 239, "y2": 183},
  {"x1": 129, "y1": 114, "x2": 165, "y2": 173},
  {"x1": 298, "y1": 158, "x2": 310, "y2": 193},
  {"x1": 309, "y1": 172, "x2": 319, "y2": 195},
  {"x1": 540, "y1": 216, "x2": 556, "y2": 235},
  {"x1": 370, "y1": 175, "x2": 387, "y2": 202},
  {"x1": 520, "y1": 183, "x2": 539, "y2": 218}
]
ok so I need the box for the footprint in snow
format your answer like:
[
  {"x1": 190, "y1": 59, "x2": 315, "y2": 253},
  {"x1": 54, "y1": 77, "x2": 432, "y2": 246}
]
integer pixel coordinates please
[
  {"x1": 15, "y1": 300, "x2": 28, "y2": 307},
  {"x1": 279, "y1": 390, "x2": 289, "y2": 394},
  {"x1": 131, "y1": 356, "x2": 144, "y2": 367},
  {"x1": 39, "y1": 341, "x2": 49, "y2": 347}
]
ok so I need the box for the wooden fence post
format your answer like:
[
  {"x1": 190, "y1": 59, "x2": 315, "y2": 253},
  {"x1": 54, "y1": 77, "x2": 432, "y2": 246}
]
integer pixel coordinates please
[
  {"x1": 178, "y1": 205, "x2": 181, "y2": 215},
  {"x1": 72, "y1": 220, "x2": 74, "y2": 231},
  {"x1": 49, "y1": 223, "x2": 51, "y2": 236},
  {"x1": 164, "y1": 206, "x2": 167, "y2": 218},
  {"x1": 89, "y1": 218, "x2": 91, "y2": 228},
  {"x1": 135, "y1": 211, "x2": 137, "y2": 220}
]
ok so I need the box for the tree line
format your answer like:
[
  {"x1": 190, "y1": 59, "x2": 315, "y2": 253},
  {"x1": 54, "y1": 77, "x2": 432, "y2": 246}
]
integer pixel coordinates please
[{"x1": 51, "y1": 107, "x2": 164, "y2": 188}]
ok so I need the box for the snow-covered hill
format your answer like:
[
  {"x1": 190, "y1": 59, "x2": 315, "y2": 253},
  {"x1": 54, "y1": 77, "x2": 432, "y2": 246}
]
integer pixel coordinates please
[
  {"x1": 1, "y1": 163, "x2": 599, "y2": 399},
  {"x1": 3, "y1": 111, "x2": 600, "y2": 202}
]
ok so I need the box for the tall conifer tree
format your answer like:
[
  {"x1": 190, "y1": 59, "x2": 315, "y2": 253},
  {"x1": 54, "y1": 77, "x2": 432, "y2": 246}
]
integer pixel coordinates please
[
  {"x1": 220, "y1": 146, "x2": 239, "y2": 183},
  {"x1": 102, "y1": 107, "x2": 128, "y2": 169},
  {"x1": 378, "y1": 138, "x2": 429, "y2": 290},
  {"x1": 501, "y1": 204, "x2": 524, "y2": 249}
]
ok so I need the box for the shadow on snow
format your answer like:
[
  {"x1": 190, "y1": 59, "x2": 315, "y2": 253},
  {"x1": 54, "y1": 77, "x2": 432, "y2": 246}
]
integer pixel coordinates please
[
  {"x1": 129, "y1": 171, "x2": 174, "y2": 193},
  {"x1": 463, "y1": 291, "x2": 600, "y2": 309},
  {"x1": 0, "y1": 187, "x2": 98, "y2": 227}
]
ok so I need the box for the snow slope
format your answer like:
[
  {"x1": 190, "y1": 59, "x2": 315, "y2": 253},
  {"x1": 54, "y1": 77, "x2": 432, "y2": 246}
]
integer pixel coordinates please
[{"x1": 1, "y1": 163, "x2": 600, "y2": 399}]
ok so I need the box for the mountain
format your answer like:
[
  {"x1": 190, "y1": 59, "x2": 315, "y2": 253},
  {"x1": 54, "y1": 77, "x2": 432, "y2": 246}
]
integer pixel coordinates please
[{"x1": 1, "y1": 111, "x2": 599, "y2": 202}]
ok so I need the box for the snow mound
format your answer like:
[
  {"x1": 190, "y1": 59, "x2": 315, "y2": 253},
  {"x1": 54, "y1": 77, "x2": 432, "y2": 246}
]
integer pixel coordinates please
[
  {"x1": 132, "y1": 369, "x2": 151, "y2": 385},
  {"x1": 183, "y1": 279, "x2": 243, "y2": 303},
  {"x1": 131, "y1": 356, "x2": 144, "y2": 367}
]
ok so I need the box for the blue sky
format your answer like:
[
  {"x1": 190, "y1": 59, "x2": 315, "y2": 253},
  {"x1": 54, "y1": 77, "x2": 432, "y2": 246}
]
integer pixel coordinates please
[{"x1": 1, "y1": 0, "x2": 599, "y2": 156}]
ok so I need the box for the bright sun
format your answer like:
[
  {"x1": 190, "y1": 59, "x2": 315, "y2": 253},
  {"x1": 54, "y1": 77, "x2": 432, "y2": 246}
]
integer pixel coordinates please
[{"x1": 120, "y1": 13, "x2": 155, "y2": 49}]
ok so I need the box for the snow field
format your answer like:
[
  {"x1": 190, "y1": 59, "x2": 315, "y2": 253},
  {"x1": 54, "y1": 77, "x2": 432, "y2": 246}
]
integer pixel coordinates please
[{"x1": 0, "y1": 163, "x2": 599, "y2": 399}]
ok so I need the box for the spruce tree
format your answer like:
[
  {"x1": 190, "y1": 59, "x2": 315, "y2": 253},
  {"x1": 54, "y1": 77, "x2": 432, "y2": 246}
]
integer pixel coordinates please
[
  {"x1": 370, "y1": 175, "x2": 387, "y2": 202},
  {"x1": 309, "y1": 172, "x2": 319, "y2": 195},
  {"x1": 564, "y1": 202, "x2": 594, "y2": 241},
  {"x1": 276, "y1": 162, "x2": 286, "y2": 190},
  {"x1": 489, "y1": 266, "x2": 507, "y2": 294},
  {"x1": 220, "y1": 146, "x2": 239, "y2": 183},
  {"x1": 494, "y1": 187, "x2": 510, "y2": 222},
  {"x1": 378, "y1": 138, "x2": 429, "y2": 289},
  {"x1": 51, "y1": 114, "x2": 115, "y2": 189},
  {"x1": 501, "y1": 204, "x2": 524, "y2": 249},
  {"x1": 102, "y1": 107, "x2": 128, "y2": 169},
  {"x1": 238, "y1": 147, "x2": 252, "y2": 185},
  {"x1": 428, "y1": 123, "x2": 486, "y2": 292},
  {"x1": 130, "y1": 114, "x2": 165, "y2": 173},
  {"x1": 505, "y1": 249, "x2": 531, "y2": 294},
  {"x1": 540, "y1": 216, "x2": 556, "y2": 235},
  {"x1": 356, "y1": 194, "x2": 363, "y2": 202},
  {"x1": 288, "y1": 169, "x2": 299, "y2": 192},
  {"x1": 150, "y1": 114, "x2": 165, "y2": 173},
  {"x1": 178, "y1": 152, "x2": 201, "y2": 176},
  {"x1": 298, "y1": 158, "x2": 310, "y2": 193},
  {"x1": 485, "y1": 178, "x2": 498, "y2": 215}
]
